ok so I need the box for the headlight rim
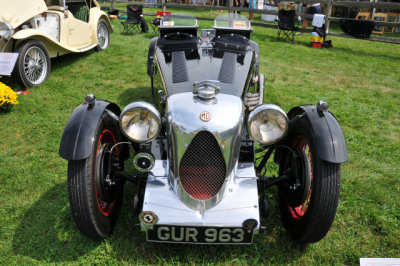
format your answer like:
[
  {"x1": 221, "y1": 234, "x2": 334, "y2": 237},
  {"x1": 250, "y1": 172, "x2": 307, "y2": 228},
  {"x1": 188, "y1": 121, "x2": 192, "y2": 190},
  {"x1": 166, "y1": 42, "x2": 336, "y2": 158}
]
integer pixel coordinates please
[
  {"x1": 0, "y1": 22, "x2": 14, "y2": 40},
  {"x1": 247, "y1": 104, "x2": 289, "y2": 145},
  {"x1": 119, "y1": 101, "x2": 161, "y2": 143}
]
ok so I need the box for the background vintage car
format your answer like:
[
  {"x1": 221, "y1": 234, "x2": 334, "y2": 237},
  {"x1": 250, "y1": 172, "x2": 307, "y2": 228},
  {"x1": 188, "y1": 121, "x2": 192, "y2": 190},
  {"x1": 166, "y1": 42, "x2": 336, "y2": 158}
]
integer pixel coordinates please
[{"x1": 0, "y1": 0, "x2": 112, "y2": 88}]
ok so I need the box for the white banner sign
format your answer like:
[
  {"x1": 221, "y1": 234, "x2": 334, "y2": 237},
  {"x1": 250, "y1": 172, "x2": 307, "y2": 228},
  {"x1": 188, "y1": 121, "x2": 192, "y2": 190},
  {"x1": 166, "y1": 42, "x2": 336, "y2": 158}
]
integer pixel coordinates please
[{"x1": 0, "y1": 53, "x2": 19, "y2": 76}]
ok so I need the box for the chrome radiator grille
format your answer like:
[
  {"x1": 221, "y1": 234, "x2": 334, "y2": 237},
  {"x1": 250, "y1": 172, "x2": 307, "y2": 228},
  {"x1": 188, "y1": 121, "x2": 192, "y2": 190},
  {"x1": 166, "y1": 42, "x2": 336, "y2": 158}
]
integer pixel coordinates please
[{"x1": 179, "y1": 131, "x2": 226, "y2": 200}]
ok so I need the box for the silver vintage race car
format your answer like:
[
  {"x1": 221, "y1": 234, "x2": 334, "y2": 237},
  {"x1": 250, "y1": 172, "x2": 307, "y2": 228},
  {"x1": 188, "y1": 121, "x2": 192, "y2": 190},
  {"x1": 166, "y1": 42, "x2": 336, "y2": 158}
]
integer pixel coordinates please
[{"x1": 59, "y1": 14, "x2": 348, "y2": 244}]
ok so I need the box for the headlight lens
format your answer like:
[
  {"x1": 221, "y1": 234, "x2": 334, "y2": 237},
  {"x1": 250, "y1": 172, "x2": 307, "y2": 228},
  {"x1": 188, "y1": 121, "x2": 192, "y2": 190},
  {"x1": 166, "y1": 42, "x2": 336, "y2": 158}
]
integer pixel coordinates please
[
  {"x1": 247, "y1": 104, "x2": 288, "y2": 145},
  {"x1": 119, "y1": 102, "x2": 161, "y2": 143},
  {"x1": 0, "y1": 22, "x2": 14, "y2": 40}
]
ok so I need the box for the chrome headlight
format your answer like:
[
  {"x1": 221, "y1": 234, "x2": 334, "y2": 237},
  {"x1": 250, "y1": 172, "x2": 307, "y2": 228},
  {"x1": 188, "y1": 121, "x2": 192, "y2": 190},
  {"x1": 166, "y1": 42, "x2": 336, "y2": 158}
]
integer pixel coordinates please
[
  {"x1": 247, "y1": 104, "x2": 288, "y2": 145},
  {"x1": 119, "y1": 102, "x2": 161, "y2": 143},
  {"x1": 0, "y1": 22, "x2": 14, "y2": 40}
]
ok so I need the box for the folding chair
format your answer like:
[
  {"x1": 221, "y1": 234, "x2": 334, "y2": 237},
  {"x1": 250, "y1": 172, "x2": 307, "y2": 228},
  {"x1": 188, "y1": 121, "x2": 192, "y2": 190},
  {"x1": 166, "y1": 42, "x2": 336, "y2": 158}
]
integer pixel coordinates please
[
  {"x1": 121, "y1": 5, "x2": 143, "y2": 34},
  {"x1": 276, "y1": 9, "x2": 299, "y2": 43}
]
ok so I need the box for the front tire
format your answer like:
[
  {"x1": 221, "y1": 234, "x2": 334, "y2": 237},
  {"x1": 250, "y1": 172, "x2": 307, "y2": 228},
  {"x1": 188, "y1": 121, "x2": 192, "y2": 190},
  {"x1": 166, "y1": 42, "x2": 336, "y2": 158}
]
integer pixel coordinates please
[
  {"x1": 68, "y1": 112, "x2": 124, "y2": 239},
  {"x1": 278, "y1": 114, "x2": 341, "y2": 243},
  {"x1": 14, "y1": 40, "x2": 51, "y2": 88}
]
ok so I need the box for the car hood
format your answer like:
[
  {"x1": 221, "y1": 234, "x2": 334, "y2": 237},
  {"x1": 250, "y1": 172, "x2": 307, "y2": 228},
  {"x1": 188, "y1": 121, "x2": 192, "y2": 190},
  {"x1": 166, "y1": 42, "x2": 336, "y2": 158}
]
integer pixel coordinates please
[{"x1": 0, "y1": 0, "x2": 47, "y2": 28}]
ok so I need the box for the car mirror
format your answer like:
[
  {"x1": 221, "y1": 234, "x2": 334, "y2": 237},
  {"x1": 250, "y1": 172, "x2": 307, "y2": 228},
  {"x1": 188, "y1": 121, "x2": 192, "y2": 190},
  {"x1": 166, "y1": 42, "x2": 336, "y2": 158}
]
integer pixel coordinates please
[
  {"x1": 64, "y1": 9, "x2": 69, "y2": 19},
  {"x1": 62, "y1": 0, "x2": 68, "y2": 18}
]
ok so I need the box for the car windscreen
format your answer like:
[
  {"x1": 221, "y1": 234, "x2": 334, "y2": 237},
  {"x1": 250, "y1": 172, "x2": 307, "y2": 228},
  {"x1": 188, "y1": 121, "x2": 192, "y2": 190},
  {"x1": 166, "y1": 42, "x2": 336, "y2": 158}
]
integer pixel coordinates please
[
  {"x1": 160, "y1": 14, "x2": 197, "y2": 27},
  {"x1": 159, "y1": 14, "x2": 198, "y2": 36},
  {"x1": 214, "y1": 13, "x2": 251, "y2": 30}
]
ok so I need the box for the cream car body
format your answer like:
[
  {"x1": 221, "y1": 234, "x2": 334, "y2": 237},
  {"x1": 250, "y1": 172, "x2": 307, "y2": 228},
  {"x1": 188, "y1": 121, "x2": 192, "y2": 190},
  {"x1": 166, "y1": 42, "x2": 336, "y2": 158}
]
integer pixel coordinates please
[{"x1": 0, "y1": 0, "x2": 112, "y2": 88}]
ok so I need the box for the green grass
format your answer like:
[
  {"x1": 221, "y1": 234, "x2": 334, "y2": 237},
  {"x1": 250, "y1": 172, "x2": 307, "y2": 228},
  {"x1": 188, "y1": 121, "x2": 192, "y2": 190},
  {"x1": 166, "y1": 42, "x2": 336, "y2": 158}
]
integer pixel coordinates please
[{"x1": 0, "y1": 8, "x2": 399, "y2": 264}]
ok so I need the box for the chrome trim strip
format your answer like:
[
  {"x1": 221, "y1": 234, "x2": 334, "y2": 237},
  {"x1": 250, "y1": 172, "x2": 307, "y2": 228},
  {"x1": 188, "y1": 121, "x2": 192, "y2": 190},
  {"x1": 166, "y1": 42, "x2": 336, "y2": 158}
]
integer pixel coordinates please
[
  {"x1": 155, "y1": 50, "x2": 169, "y2": 97},
  {"x1": 77, "y1": 44, "x2": 96, "y2": 51},
  {"x1": 146, "y1": 240, "x2": 253, "y2": 245}
]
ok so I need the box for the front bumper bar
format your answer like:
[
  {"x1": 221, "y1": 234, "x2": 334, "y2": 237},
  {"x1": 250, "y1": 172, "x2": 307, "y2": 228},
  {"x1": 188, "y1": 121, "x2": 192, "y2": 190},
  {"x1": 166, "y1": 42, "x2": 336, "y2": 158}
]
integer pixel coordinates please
[{"x1": 141, "y1": 160, "x2": 260, "y2": 242}]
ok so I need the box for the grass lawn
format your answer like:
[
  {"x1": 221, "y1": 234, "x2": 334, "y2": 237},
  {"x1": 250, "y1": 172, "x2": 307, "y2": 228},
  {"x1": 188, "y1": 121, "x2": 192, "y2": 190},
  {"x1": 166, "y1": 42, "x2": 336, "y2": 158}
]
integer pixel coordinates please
[{"x1": 0, "y1": 8, "x2": 399, "y2": 264}]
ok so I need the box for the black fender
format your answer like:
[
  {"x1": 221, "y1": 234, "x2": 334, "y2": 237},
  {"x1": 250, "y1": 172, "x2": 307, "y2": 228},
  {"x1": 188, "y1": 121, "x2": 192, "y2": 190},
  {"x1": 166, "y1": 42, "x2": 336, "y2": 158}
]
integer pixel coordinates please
[
  {"x1": 285, "y1": 105, "x2": 348, "y2": 163},
  {"x1": 59, "y1": 100, "x2": 122, "y2": 160}
]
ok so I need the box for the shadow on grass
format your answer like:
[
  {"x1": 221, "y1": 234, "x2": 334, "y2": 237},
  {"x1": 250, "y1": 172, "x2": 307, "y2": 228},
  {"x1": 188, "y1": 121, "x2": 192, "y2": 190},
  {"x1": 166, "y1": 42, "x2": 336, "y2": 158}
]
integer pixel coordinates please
[
  {"x1": 12, "y1": 182, "x2": 101, "y2": 262},
  {"x1": 118, "y1": 86, "x2": 154, "y2": 106},
  {"x1": 12, "y1": 181, "x2": 307, "y2": 263},
  {"x1": 51, "y1": 51, "x2": 94, "y2": 71},
  {"x1": 0, "y1": 77, "x2": 20, "y2": 90},
  {"x1": 330, "y1": 45, "x2": 400, "y2": 61}
]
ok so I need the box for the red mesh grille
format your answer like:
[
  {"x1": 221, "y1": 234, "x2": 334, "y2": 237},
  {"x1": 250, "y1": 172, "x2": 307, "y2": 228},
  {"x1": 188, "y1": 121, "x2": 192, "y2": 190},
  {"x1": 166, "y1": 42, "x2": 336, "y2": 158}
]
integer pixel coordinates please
[{"x1": 179, "y1": 131, "x2": 226, "y2": 200}]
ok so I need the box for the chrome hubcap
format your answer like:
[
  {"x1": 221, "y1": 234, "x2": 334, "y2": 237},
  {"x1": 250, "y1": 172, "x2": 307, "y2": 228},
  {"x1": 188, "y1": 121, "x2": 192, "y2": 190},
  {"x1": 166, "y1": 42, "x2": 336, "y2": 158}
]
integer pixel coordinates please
[{"x1": 23, "y1": 46, "x2": 47, "y2": 85}]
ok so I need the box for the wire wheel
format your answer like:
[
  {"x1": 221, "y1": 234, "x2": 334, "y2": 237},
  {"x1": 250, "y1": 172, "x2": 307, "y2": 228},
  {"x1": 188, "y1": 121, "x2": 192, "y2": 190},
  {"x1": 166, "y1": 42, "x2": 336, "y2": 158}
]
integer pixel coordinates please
[
  {"x1": 23, "y1": 46, "x2": 48, "y2": 85},
  {"x1": 14, "y1": 40, "x2": 50, "y2": 88},
  {"x1": 96, "y1": 19, "x2": 110, "y2": 51}
]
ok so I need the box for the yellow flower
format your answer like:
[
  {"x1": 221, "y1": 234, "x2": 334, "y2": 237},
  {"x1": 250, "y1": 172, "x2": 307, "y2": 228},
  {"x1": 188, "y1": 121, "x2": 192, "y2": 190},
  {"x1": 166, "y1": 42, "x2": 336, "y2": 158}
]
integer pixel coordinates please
[{"x1": 0, "y1": 82, "x2": 19, "y2": 108}]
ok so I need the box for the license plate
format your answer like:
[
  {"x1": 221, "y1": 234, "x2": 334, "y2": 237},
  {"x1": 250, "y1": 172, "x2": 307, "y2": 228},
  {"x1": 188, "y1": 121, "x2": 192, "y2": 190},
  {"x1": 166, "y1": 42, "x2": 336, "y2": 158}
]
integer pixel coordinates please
[{"x1": 146, "y1": 225, "x2": 253, "y2": 244}]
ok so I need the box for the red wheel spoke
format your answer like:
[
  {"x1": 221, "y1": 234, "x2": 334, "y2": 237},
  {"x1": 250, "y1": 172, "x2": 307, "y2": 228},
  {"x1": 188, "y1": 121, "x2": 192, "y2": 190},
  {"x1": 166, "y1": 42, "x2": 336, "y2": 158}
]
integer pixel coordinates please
[
  {"x1": 288, "y1": 135, "x2": 313, "y2": 219},
  {"x1": 95, "y1": 129, "x2": 119, "y2": 217}
]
